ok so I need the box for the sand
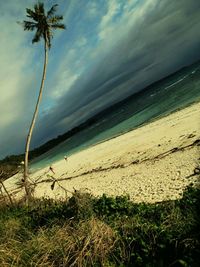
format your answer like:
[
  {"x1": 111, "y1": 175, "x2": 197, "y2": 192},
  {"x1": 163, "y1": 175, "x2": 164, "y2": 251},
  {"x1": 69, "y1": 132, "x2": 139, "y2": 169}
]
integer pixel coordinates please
[{"x1": 3, "y1": 102, "x2": 200, "y2": 203}]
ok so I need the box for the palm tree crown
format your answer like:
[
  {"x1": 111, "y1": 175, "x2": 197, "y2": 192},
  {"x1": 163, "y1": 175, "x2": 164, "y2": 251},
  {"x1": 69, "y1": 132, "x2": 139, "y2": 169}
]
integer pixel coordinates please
[{"x1": 22, "y1": 2, "x2": 65, "y2": 48}]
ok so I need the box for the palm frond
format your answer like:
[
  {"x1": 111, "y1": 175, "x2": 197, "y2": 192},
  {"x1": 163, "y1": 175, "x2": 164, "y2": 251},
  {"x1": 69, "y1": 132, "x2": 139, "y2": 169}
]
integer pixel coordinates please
[
  {"x1": 51, "y1": 23, "x2": 66, "y2": 30},
  {"x1": 21, "y1": 3, "x2": 65, "y2": 49},
  {"x1": 48, "y1": 15, "x2": 64, "y2": 24},
  {"x1": 47, "y1": 4, "x2": 58, "y2": 18},
  {"x1": 34, "y1": 2, "x2": 45, "y2": 15},
  {"x1": 26, "y1": 8, "x2": 39, "y2": 21},
  {"x1": 32, "y1": 28, "x2": 43, "y2": 43},
  {"x1": 23, "y1": 21, "x2": 37, "y2": 31}
]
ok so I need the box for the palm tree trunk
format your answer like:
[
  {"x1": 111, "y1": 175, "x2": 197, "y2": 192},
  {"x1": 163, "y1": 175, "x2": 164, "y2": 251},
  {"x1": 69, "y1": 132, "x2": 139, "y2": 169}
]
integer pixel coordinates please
[{"x1": 24, "y1": 40, "x2": 48, "y2": 197}]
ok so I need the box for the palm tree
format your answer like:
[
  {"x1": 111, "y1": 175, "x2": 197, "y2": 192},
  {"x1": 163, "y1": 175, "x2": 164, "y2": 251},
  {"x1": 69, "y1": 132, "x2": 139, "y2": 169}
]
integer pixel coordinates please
[{"x1": 20, "y1": 2, "x2": 65, "y2": 197}]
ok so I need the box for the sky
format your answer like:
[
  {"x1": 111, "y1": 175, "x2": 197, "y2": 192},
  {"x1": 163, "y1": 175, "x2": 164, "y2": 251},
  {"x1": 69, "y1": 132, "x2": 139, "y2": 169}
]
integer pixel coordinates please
[{"x1": 0, "y1": 0, "x2": 200, "y2": 159}]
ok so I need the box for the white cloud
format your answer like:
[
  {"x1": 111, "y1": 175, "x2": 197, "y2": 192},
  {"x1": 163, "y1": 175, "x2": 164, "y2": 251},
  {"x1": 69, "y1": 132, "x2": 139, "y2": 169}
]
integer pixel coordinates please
[
  {"x1": 47, "y1": 46, "x2": 81, "y2": 100},
  {"x1": 88, "y1": 0, "x2": 158, "y2": 62},
  {"x1": 87, "y1": 2, "x2": 99, "y2": 18},
  {"x1": 77, "y1": 36, "x2": 87, "y2": 47},
  {"x1": 51, "y1": 70, "x2": 78, "y2": 99},
  {"x1": 98, "y1": 0, "x2": 121, "y2": 40}
]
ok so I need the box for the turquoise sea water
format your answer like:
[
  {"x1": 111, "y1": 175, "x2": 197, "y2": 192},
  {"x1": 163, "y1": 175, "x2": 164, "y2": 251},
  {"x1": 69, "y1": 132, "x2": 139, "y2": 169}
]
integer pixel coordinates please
[{"x1": 31, "y1": 63, "x2": 200, "y2": 171}]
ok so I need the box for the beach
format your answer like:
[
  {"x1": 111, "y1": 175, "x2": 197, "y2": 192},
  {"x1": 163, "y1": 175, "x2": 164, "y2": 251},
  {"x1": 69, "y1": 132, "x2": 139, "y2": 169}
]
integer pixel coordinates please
[{"x1": 4, "y1": 102, "x2": 200, "y2": 203}]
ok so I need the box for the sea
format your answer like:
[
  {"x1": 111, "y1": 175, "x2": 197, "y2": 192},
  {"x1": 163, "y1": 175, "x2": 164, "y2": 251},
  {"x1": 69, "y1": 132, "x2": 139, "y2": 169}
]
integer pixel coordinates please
[{"x1": 30, "y1": 61, "x2": 200, "y2": 171}]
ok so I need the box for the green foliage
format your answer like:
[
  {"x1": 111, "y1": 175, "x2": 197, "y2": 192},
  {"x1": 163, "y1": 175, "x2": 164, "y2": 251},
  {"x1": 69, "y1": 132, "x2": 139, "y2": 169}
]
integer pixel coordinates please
[
  {"x1": 94, "y1": 194, "x2": 132, "y2": 218},
  {"x1": 0, "y1": 187, "x2": 200, "y2": 266},
  {"x1": 22, "y1": 2, "x2": 66, "y2": 49}
]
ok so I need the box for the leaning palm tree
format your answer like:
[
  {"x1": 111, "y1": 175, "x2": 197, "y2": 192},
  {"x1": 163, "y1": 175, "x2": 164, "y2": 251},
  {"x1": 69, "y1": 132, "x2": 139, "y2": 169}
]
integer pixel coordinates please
[{"x1": 20, "y1": 2, "x2": 65, "y2": 197}]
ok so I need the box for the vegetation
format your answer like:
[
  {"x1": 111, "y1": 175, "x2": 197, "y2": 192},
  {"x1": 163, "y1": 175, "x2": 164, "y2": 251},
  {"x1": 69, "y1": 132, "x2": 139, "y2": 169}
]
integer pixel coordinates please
[
  {"x1": 0, "y1": 162, "x2": 21, "y2": 182},
  {"x1": 19, "y1": 2, "x2": 65, "y2": 197},
  {"x1": 0, "y1": 186, "x2": 200, "y2": 266}
]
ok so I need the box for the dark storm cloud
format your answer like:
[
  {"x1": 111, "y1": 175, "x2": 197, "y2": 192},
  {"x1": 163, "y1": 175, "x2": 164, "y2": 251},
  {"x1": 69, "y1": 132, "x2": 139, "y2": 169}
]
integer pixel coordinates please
[{"x1": 31, "y1": 0, "x2": 200, "y2": 147}]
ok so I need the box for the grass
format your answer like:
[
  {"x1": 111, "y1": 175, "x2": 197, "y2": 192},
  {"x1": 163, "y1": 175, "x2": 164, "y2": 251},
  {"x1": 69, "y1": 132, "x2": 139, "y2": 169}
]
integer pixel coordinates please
[{"x1": 0, "y1": 186, "x2": 200, "y2": 266}]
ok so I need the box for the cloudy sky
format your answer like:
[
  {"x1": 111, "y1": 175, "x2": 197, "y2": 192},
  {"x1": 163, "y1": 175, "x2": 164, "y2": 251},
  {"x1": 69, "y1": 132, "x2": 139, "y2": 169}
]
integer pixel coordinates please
[{"x1": 0, "y1": 0, "x2": 200, "y2": 159}]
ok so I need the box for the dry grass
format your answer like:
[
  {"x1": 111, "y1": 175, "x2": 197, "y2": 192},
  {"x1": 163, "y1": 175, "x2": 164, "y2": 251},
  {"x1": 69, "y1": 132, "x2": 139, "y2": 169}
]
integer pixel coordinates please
[
  {"x1": 0, "y1": 218, "x2": 116, "y2": 267},
  {"x1": 28, "y1": 218, "x2": 116, "y2": 266}
]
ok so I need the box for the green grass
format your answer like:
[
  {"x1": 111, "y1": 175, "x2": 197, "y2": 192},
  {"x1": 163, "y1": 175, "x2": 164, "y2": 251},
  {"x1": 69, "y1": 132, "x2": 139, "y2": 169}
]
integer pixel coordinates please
[{"x1": 0, "y1": 186, "x2": 200, "y2": 266}]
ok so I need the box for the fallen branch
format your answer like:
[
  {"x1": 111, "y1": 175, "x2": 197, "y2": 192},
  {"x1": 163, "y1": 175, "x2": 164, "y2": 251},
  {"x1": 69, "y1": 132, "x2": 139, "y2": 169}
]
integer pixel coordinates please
[{"x1": 0, "y1": 170, "x2": 14, "y2": 205}]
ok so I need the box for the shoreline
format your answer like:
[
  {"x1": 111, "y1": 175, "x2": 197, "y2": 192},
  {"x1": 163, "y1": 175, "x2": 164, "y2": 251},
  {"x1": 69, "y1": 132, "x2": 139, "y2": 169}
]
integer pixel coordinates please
[
  {"x1": 31, "y1": 98, "x2": 200, "y2": 173},
  {"x1": 3, "y1": 101, "x2": 200, "y2": 203}
]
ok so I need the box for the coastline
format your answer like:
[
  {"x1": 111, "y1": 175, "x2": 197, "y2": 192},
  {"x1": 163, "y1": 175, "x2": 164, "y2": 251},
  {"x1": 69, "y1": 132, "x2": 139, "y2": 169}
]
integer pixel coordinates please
[
  {"x1": 4, "y1": 101, "x2": 200, "y2": 203},
  {"x1": 31, "y1": 98, "x2": 200, "y2": 172}
]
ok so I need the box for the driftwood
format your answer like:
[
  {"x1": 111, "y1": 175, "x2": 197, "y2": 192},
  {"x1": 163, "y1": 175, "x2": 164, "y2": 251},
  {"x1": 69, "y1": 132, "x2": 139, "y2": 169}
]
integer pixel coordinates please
[{"x1": 0, "y1": 170, "x2": 14, "y2": 205}]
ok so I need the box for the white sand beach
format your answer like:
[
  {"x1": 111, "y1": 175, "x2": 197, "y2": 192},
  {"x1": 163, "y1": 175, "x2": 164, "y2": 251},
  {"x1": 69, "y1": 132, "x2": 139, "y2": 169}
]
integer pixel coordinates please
[{"x1": 4, "y1": 102, "x2": 200, "y2": 203}]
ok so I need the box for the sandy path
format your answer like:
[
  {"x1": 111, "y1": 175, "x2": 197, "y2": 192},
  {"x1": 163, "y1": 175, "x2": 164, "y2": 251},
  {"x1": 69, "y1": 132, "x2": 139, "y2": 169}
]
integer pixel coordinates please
[{"x1": 4, "y1": 102, "x2": 200, "y2": 203}]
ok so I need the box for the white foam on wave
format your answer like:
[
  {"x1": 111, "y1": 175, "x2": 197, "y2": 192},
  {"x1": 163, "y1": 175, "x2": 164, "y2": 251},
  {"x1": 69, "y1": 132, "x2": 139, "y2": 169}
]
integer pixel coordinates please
[{"x1": 164, "y1": 74, "x2": 188, "y2": 90}]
